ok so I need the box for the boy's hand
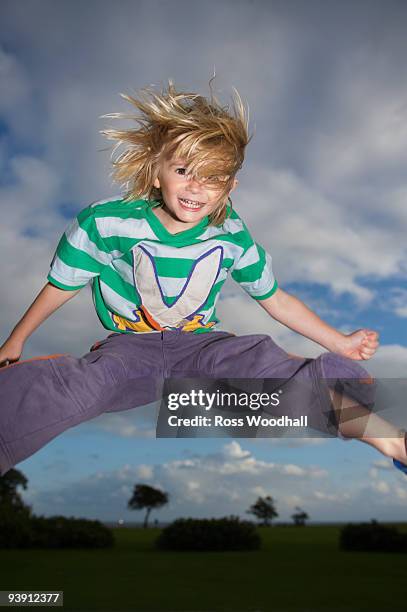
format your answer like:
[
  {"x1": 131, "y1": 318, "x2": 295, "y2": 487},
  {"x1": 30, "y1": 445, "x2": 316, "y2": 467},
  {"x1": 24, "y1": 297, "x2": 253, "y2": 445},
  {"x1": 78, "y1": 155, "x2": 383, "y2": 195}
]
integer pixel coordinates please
[
  {"x1": 338, "y1": 329, "x2": 379, "y2": 361},
  {"x1": 0, "y1": 338, "x2": 25, "y2": 368}
]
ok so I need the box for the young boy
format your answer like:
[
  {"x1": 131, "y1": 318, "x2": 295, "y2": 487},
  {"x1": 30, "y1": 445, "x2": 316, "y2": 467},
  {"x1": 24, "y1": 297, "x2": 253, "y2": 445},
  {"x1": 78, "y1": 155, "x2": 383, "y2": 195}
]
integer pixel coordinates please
[{"x1": 0, "y1": 80, "x2": 406, "y2": 477}]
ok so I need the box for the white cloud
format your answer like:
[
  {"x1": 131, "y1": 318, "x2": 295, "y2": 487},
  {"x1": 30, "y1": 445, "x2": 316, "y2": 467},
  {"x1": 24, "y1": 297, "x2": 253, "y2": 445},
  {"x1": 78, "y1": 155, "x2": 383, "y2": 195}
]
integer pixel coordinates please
[
  {"x1": 313, "y1": 490, "x2": 351, "y2": 502},
  {"x1": 250, "y1": 485, "x2": 269, "y2": 497},
  {"x1": 283, "y1": 495, "x2": 303, "y2": 508},
  {"x1": 364, "y1": 345, "x2": 407, "y2": 377},
  {"x1": 309, "y1": 60, "x2": 407, "y2": 191},
  {"x1": 223, "y1": 440, "x2": 251, "y2": 459},
  {"x1": 234, "y1": 167, "x2": 406, "y2": 305},
  {"x1": 136, "y1": 464, "x2": 154, "y2": 479},
  {"x1": 394, "y1": 486, "x2": 407, "y2": 500},
  {"x1": 92, "y1": 412, "x2": 156, "y2": 439},
  {"x1": 384, "y1": 287, "x2": 407, "y2": 318},
  {"x1": 371, "y1": 458, "x2": 393, "y2": 471},
  {"x1": 0, "y1": 47, "x2": 30, "y2": 112},
  {"x1": 371, "y1": 480, "x2": 390, "y2": 494}
]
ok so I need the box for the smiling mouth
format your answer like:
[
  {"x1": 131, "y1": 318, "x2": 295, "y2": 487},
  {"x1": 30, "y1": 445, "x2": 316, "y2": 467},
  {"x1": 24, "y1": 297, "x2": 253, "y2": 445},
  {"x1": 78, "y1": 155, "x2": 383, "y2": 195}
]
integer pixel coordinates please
[{"x1": 178, "y1": 197, "x2": 205, "y2": 210}]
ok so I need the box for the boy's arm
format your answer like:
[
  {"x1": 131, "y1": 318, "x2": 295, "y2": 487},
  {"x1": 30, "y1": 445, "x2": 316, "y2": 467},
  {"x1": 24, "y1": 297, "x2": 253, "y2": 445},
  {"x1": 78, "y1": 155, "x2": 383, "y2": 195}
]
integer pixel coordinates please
[
  {"x1": 257, "y1": 287, "x2": 378, "y2": 359},
  {"x1": 0, "y1": 282, "x2": 81, "y2": 366},
  {"x1": 258, "y1": 288, "x2": 346, "y2": 352}
]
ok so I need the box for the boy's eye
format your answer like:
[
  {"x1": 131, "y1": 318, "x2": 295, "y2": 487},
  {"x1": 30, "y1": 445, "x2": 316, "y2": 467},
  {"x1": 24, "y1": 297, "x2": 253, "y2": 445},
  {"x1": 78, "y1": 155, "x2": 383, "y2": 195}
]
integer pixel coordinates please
[{"x1": 175, "y1": 168, "x2": 186, "y2": 175}]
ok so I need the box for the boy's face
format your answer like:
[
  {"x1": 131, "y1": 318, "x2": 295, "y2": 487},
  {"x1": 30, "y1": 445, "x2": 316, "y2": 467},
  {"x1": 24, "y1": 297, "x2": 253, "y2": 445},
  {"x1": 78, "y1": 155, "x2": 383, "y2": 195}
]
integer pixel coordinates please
[{"x1": 153, "y1": 154, "x2": 237, "y2": 226}]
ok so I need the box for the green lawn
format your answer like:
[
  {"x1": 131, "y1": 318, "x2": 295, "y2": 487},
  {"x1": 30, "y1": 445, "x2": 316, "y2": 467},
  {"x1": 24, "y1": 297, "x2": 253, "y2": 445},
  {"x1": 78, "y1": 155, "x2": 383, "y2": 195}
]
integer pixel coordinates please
[{"x1": 1, "y1": 524, "x2": 406, "y2": 611}]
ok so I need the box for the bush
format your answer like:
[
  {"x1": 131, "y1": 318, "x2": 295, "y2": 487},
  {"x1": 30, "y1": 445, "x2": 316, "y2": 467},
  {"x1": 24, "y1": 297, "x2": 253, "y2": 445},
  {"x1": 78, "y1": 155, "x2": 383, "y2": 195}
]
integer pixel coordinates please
[
  {"x1": 29, "y1": 515, "x2": 114, "y2": 548},
  {"x1": 340, "y1": 520, "x2": 407, "y2": 553},
  {"x1": 0, "y1": 512, "x2": 114, "y2": 549},
  {"x1": 0, "y1": 503, "x2": 33, "y2": 548},
  {"x1": 155, "y1": 515, "x2": 261, "y2": 551}
]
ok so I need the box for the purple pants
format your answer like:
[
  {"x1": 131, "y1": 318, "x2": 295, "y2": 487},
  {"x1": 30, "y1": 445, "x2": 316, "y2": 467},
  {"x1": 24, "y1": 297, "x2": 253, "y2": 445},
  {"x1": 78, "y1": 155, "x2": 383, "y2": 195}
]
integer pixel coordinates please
[{"x1": 0, "y1": 330, "x2": 374, "y2": 475}]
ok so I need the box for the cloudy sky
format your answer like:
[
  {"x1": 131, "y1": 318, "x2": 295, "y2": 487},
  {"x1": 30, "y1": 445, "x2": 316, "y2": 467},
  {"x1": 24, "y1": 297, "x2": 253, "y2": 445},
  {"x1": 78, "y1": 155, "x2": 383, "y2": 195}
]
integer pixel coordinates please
[{"x1": 1, "y1": 0, "x2": 407, "y2": 523}]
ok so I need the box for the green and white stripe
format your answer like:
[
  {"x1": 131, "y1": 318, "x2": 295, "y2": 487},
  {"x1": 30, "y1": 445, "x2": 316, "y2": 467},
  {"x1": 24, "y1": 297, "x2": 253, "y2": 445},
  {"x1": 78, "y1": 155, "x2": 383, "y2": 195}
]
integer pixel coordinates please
[{"x1": 48, "y1": 197, "x2": 278, "y2": 334}]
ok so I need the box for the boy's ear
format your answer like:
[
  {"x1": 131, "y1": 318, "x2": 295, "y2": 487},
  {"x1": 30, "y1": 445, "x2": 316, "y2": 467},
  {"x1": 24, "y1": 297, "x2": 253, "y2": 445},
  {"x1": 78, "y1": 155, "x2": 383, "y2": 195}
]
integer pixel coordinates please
[
  {"x1": 230, "y1": 178, "x2": 238, "y2": 193},
  {"x1": 153, "y1": 177, "x2": 161, "y2": 189}
]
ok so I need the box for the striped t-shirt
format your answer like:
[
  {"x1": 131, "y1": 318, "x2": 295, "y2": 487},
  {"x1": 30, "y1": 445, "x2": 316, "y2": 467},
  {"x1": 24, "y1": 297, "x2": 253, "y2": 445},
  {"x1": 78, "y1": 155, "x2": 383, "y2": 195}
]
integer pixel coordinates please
[{"x1": 48, "y1": 198, "x2": 278, "y2": 334}]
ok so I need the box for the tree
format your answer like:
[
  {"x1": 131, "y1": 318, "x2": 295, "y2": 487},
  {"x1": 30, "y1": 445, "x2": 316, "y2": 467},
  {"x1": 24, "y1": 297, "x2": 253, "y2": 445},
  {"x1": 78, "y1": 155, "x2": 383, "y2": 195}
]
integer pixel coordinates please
[
  {"x1": 0, "y1": 468, "x2": 32, "y2": 516},
  {"x1": 246, "y1": 495, "x2": 278, "y2": 527},
  {"x1": 291, "y1": 506, "x2": 309, "y2": 526},
  {"x1": 0, "y1": 469, "x2": 33, "y2": 546},
  {"x1": 127, "y1": 484, "x2": 169, "y2": 528}
]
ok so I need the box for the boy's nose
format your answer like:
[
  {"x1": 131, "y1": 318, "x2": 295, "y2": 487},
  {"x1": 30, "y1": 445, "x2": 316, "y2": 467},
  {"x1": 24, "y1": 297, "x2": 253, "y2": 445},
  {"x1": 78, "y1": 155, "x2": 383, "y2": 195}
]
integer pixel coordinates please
[{"x1": 186, "y1": 176, "x2": 204, "y2": 193}]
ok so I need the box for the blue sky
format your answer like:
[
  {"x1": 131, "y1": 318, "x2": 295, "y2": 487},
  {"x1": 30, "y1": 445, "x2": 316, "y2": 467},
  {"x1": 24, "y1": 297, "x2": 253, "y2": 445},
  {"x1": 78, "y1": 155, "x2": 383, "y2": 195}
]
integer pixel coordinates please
[{"x1": 1, "y1": 0, "x2": 407, "y2": 523}]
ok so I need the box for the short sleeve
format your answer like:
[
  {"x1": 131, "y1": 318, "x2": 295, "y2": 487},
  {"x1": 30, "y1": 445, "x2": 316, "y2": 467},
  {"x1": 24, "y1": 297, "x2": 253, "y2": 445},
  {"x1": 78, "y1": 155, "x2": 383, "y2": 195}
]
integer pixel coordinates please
[
  {"x1": 47, "y1": 205, "x2": 113, "y2": 290},
  {"x1": 230, "y1": 227, "x2": 278, "y2": 300}
]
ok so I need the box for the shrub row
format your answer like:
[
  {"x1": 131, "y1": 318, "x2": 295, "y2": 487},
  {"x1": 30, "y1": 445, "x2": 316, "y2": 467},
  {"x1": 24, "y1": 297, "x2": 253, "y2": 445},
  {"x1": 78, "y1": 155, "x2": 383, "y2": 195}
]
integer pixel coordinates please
[
  {"x1": 156, "y1": 515, "x2": 261, "y2": 551},
  {"x1": 0, "y1": 507, "x2": 113, "y2": 549},
  {"x1": 340, "y1": 521, "x2": 407, "y2": 553}
]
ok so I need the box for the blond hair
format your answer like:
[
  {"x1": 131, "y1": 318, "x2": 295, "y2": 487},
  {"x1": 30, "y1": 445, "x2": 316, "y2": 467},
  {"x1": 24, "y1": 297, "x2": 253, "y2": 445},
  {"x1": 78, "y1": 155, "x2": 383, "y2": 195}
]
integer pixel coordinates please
[{"x1": 100, "y1": 77, "x2": 252, "y2": 225}]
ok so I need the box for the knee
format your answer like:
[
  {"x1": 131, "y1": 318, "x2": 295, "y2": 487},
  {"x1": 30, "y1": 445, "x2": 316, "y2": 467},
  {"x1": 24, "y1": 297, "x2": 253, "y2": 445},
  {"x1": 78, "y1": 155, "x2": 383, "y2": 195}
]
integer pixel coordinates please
[{"x1": 318, "y1": 351, "x2": 377, "y2": 409}]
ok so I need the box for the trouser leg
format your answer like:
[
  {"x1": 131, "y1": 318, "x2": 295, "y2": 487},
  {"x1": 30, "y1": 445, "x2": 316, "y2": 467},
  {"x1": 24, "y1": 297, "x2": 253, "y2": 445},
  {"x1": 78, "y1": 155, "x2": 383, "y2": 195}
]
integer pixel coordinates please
[
  {"x1": 187, "y1": 332, "x2": 379, "y2": 438},
  {"x1": 0, "y1": 334, "x2": 164, "y2": 475},
  {"x1": 318, "y1": 352, "x2": 406, "y2": 459}
]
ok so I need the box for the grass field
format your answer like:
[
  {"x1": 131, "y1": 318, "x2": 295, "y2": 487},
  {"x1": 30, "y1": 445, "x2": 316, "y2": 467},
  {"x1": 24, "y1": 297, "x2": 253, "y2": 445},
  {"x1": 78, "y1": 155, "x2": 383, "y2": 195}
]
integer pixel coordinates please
[{"x1": 1, "y1": 524, "x2": 406, "y2": 611}]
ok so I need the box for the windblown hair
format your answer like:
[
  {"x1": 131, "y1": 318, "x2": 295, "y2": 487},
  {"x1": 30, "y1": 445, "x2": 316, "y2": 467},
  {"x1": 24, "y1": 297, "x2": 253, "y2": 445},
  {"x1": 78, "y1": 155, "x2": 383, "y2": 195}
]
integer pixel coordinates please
[{"x1": 100, "y1": 77, "x2": 252, "y2": 225}]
